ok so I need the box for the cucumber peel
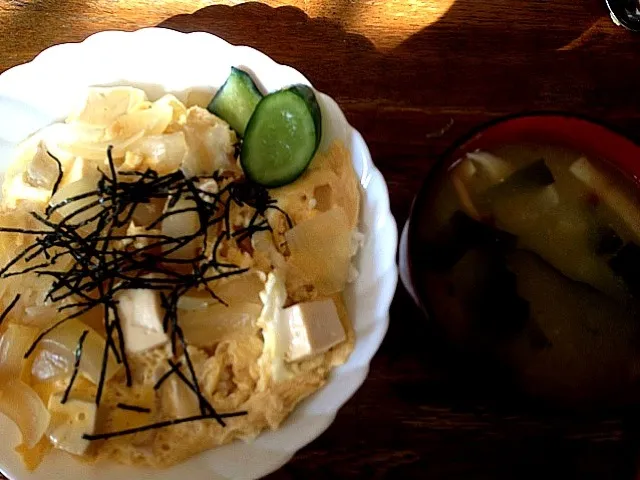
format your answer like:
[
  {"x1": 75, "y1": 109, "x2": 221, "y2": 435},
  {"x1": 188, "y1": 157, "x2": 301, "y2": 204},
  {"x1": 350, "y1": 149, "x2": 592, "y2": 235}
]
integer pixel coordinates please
[
  {"x1": 241, "y1": 84, "x2": 322, "y2": 188},
  {"x1": 208, "y1": 67, "x2": 263, "y2": 136}
]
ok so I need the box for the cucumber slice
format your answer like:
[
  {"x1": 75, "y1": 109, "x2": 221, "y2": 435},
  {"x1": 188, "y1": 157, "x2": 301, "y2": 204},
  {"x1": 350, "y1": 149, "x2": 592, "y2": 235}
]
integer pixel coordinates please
[
  {"x1": 208, "y1": 67, "x2": 263, "y2": 136},
  {"x1": 241, "y1": 85, "x2": 322, "y2": 188}
]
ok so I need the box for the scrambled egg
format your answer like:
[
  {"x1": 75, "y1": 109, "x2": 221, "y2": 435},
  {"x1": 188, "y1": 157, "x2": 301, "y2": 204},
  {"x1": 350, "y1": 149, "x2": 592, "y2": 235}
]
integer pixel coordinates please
[{"x1": 0, "y1": 87, "x2": 360, "y2": 469}]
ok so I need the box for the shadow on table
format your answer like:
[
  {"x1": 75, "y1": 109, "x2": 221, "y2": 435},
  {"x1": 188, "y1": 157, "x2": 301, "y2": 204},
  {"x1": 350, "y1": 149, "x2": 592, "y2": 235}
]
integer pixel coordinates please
[
  {"x1": 158, "y1": 2, "x2": 640, "y2": 478},
  {"x1": 159, "y1": 0, "x2": 640, "y2": 224}
]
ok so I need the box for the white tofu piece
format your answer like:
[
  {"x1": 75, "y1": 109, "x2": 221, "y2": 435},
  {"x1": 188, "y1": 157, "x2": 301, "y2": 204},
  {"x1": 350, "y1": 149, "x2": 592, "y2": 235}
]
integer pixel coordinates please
[
  {"x1": 47, "y1": 394, "x2": 97, "y2": 456},
  {"x1": 116, "y1": 288, "x2": 168, "y2": 353},
  {"x1": 284, "y1": 299, "x2": 346, "y2": 362}
]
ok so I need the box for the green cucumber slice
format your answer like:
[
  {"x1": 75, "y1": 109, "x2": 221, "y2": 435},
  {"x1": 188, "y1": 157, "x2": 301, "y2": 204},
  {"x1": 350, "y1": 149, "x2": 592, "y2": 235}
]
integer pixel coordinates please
[
  {"x1": 241, "y1": 85, "x2": 322, "y2": 188},
  {"x1": 207, "y1": 67, "x2": 263, "y2": 136}
]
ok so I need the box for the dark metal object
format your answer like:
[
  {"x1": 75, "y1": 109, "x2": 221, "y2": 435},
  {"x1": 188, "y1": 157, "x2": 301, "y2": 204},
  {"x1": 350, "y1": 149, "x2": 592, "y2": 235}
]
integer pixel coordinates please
[{"x1": 606, "y1": 0, "x2": 640, "y2": 32}]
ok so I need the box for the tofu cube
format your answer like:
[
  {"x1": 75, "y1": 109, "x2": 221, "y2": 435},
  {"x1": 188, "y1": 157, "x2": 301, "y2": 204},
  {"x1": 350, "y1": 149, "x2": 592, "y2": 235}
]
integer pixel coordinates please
[
  {"x1": 47, "y1": 394, "x2": 97, "y2": 456},
  {"x1": 116, "y1": 288, "x2": 168, "y2": 353},
  {"x1": 284, "y1": 299, "x2": 346, "y2": 362}
]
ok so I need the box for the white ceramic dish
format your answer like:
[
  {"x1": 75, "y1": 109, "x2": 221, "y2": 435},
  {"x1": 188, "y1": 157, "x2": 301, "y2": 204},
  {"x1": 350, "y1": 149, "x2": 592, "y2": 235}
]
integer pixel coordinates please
[{"x1": 0, "y1": 28, "x2": 397, "y2": 480}]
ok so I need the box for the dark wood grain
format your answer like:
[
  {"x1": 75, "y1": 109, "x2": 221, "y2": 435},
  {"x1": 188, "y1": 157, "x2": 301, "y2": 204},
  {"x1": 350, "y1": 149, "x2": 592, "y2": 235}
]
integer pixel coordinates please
[{"x1": 2, "y1": 1, "x2": 640, "y2": 478}]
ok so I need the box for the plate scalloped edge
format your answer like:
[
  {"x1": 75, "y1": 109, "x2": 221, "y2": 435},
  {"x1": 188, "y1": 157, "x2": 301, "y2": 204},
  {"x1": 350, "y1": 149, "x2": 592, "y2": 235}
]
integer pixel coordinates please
[{"x1": 0, "y1": 27, "x2": 398, "y2": 480}]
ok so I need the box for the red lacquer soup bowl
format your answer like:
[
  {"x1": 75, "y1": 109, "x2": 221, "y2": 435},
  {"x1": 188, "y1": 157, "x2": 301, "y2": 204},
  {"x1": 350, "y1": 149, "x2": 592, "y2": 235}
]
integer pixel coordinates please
[{"x1": 399, "y1": 113, "x2": 640, "y2": 408}]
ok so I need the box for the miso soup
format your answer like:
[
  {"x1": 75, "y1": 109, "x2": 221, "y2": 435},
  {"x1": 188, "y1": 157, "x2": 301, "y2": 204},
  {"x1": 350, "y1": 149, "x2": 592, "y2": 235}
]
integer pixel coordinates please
[{"x1": 413, "y1": 143, "x2": 640, "y2": 406}]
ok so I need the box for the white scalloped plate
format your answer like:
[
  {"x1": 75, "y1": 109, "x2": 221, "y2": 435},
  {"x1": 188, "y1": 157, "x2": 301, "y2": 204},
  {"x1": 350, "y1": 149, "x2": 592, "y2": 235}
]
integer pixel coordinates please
[{"x1": 0, "y1": 28, "x2": 397, "y2": 480}]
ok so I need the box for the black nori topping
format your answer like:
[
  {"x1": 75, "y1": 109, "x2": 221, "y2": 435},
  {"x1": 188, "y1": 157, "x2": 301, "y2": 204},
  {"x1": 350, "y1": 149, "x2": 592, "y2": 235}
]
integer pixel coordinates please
[{"x1": 609, "y1": 242, "x2": 640, "y2": 292}]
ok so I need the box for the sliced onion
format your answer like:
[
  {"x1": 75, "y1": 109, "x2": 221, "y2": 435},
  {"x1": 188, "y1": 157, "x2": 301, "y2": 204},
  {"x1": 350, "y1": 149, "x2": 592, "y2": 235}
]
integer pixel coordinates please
[
  {"x1": 31, "y1": 347, "x2": 73, "y2": 382},
  {"x1": 60, "y1": 129, "x2": 145, "y2": 161},
  {"x1": 129, "y1": 201, "x2": 165, "y2": 229},
  {"x1": 176, "y1": 295, "x2": 211, "y2": 311},
  {"x1": 180, "y1": 303, "x2": 262, "y2": 347},
  {"x1": 161, "y1": 196, "x2": 200, "y2": 259},
  {"x1": 285, "y1": 207, "x2": 353, "y2": 296},
  {"x1": 160, "y1": 375, "x2": 200, "y2": 418},
  {"x1": 23, "y1": 305, "x2": 59, "y2": 328},
  {"x1": 39, "y1": 319, "x2": 120, "y2": 385},
  {"x1": 0, "y1": 323, "x2": 39, "y2": 380},
  {"x1": 178, "y1": 272, "x2": 264, "y2": 310},
  {"x1": 67, "y1": 87, "x2": 147, "y2": 126},
  {"x1": 5, "y1": 124, "x2": 75, "y2": 195},
  {"x1": 49, "y1": 176, "x2": 102, "y2": 226},
  {"x1": 107, "y1": 100, "x2": 173, "y2": 139},
  {"x1": 210, "y1": 272, "x2": 265, "y2": 306},
  {"x1": 451, "y1": 160, "x2": 481, "y2": 221},
  {"x1": 127, "y1": 131, "x2": 187, "y2": 174},
  {"x1": 466, "y1": 151, "x2": 515, "y2": 185},
  {"x1": 0, "y1": 378, "x2": 50, "y2": 448}
]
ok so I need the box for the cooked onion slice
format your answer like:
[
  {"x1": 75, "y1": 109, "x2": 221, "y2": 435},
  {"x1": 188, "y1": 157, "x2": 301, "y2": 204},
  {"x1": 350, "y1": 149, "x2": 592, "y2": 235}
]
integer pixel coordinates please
[
  {"x1": 125, "y1": 132, "x2": 187, "y2": 174},
  {"x1": 23, "y1": 305, "x2": 59, "y2": 328},
  {"x1": 48, "y1": 176, "x2": 102, "y2": 227},
  {"x1": 180, "y1": 303, "x2": 262, "y2": 347},
  {"x1": 161, "y1": 196, "x2": 200, "y2": 259},
  {"x1": 38, "y1": 319, "x2": 120, "y2": 385},
  {"x1": 59, "y1": 129, "x2": 145, "y2": 161},
  {"x1": 67, "y1": 87, "x2": 147, "y2": 127},
  {"x1": 107, "y1": 100, "x2": 173, "y2": 139},
  {"x1": 0, "y1": 323, "x2": 39, "y2": 380},
  {"x1": 451, "y1": 160, "x2": 481, "y2": 221},
  {"x1": 0, "y1": 379, "x2": 50, "y2": 448},
  {"x1": 31, "y1": 347, "x2": 73, "y2": 382},
  {"x1": 211, "y1": 272, "x2": 265, "y2": 306},
  {"x1": 466, "y1": 151, "x2": 515, "y2": 186},
  {"x1": 285, "y1": 207, "x2": 353, "y2": 296}
]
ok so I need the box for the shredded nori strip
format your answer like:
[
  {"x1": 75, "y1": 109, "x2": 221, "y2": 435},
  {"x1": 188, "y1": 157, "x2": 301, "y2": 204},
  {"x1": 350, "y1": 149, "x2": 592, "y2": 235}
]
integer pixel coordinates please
[
  {"x1": 167, "y1": 356, "x2": 223, "y2": 425},
  {"x1": 46, "y1": 151, "x2": 64, "y2": 198},
  {"x1": 111, "y1": 304, "x2": 132, "y2": 388},
  {"x1": 116, "y1": 403, "x2": 151, "y2": 413},
  {"x1": 82, "y1": 411, "x2": 248, "y2": 441},
  {"x1": 0, "y1": 293, "x2": 20, "y2": 328},
  {"x1": 503, "y1": 159, "x2": 555, "y2": 189},
  {"x1": 61, "y1": 329, "x2": 89, "y2": 404},
  {"x1": 0, "y1": 145, "x2": 287, "y2": 434},
  {"x1": 153, "y1": 360, "x2": 183, "y2": 390},
  {"x1": 95, "y1": 309, "x2": 115, "y2": 406}
]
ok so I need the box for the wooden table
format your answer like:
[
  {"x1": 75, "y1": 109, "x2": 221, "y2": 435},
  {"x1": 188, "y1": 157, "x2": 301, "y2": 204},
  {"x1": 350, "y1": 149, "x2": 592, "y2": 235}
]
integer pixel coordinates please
[{"x1": 2, "y1": 0, "x2": 640, "y2": 478}]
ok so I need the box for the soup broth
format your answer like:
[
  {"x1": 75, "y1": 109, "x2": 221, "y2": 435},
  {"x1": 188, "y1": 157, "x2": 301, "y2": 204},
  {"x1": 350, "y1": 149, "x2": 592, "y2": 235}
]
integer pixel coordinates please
[{"x1": 413, "y1": 143, "x2": 640, "y2": 407}]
